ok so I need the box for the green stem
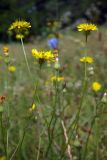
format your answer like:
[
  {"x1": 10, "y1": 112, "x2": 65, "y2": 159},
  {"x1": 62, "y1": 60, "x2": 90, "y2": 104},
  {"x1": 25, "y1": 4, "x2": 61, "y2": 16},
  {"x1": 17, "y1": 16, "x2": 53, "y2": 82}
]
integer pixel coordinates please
[
  {"x1": 71, "y1": 32, "x2": 88, "y2": 134},
  {"x1": 45, "y1": 70, "x2": 60, "y2": 157},
  {"x1": 6, "y1": 130, "x2": 9, "y2": 160},
  {"x1": 21, "y1": 38, "x2": 41, "y2": 105},
  {"x1": 37, "y1": 135, "x2": 42, "y2": 160},
  {"x1": 83, "y1": 101, "x2": 103, "y2": 160},
  {"x1": 10, "y1": 113, "x2": 34, "y2": 160},
  {"x1": 82, "y1": 118, "x2": 95, "y2": 160},
  {"x1": 20, "y1": 38, "x2": 31, "y2": 76},
  {"x1": 59, "y1": 78, "x2": 87, "y2": 160},
  {"x1": 10, "y1": 130, "x2": 26, "y2": 160},
  {"x1": 59, "y1": 33, "x2": 88, "y2": 160},
  {"x1": 0, "y1": 112, "x2": 7, "y2": 156},
  {"x1": 6, "y1": 104, "x2": 10, "y2": 160}
]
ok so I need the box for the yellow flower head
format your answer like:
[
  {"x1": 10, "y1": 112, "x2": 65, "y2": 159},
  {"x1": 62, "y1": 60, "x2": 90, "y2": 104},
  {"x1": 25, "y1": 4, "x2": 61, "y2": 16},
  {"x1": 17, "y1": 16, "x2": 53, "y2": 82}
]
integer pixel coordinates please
[
  {"x1": 9, "y1": 20, "x2": 31, "y2": 31},
  {"x1": 32, "y1": 49, "x2": 54, "y2": 61},
  {"x1": 8, "y1": 20, "x2": 31, "y2": 39},
  {"x1": 92, "y1": 82, "x2": 101, "y2": 92},
  {"x1": 51, "y1": 76, "x2": 64, "y2": 82},
  {"x1": 77, "y1": 23, "x2": 98, "y2": 32},
  {"x1": 3, "y1": 47, "x2": 9, "y2": 56},
  {"x1": 8, "y1": 66, "x2": 16, "y2": 72},
  {"x1": 44, "y1": 51, "x2": 54, "y2": 60},
  {"x1": 3, "y1": 47, "x2": 9, "y2": 53},
  {"x1": 80, "y1": 56, "x2": 94, "y2": 63},
  {"x1": 29, "y1": 103, "x2": 36, "y2": 112}
]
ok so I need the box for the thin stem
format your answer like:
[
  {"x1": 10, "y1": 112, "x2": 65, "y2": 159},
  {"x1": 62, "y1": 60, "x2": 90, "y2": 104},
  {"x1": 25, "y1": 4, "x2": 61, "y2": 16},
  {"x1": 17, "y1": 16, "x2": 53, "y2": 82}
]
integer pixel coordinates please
[
  {"x1": 21, "y1": 38, "x2": 42, "y2": 105},
  {"x1": 59, "y1": 33, "x2": 88, "y2": 160},
  {"x1": 33, "y1": 81, "x2": 41, "y2": 105},
  {"x1": 70, "y1": 32, "x2": 88, "y2": 133},
  {"x1": 0, "y1": 113, "x2": 7, "y2": 156},
  {"x1": 45, "y1": 70, "x2": 60, "y2": 157},
  {"x1": 6, "y1": 104, "x2": 10, "y2": 160},
  {"x1": 45, "y1": 117, "x2": 57, "y2": 157},
  {"x1": 61, "y1": 120, "x2": 73, "y2": 160},
  {"x1": 6, "y1": 131, "x2": 9, "y2": 160},
  {"x1": 59, "y1": 78, "x2": 87, "y2": 160},
  {"x1": 84, "y1": 34, "x2": 88, "y2": 79},
  {"x1": 83, "y1": 101, "x2": 103, "y2": 160},
  {"x1": 82, "y1": 118, "x2": 95, "y2": 160},
  {"x1": 5, "y1": 63, "x2": 10, "y2": 160},
  {"x1": 10, "y1": 113, "x2": 34, "y2": 160},
  {"x1": 20, "y1": 37, "x2": 42, "y2": 104},
  {"x1": 20, "y1": 38, "x2": 31, "y2": 76},
  {"x1": 10, "y1": 130, "x2": 26, "y2": 160},
  {"x1": 37, "y1": 136, "x2": 41, "y2": 160}
]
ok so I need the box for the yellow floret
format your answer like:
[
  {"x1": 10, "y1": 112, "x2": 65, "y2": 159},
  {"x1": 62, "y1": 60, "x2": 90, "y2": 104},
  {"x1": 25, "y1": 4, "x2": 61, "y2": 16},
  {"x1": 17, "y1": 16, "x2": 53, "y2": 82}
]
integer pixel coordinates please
[
  {"x1": 77, "y1": 23, "x2": 98, "y2": 32},
  {"x1": 92, "y1": 82, "x2": 101, "y2": 92},
  {"x1": 80, "y1": 56, "x2": 94, "y2": 63}
]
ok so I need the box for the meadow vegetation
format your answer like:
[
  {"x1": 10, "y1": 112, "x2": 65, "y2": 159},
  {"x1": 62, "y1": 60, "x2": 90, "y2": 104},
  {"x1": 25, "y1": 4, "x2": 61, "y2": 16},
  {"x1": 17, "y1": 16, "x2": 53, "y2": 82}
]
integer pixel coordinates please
[{"x1": 0, "y1": 21, "x2": 107, "y2": 160}]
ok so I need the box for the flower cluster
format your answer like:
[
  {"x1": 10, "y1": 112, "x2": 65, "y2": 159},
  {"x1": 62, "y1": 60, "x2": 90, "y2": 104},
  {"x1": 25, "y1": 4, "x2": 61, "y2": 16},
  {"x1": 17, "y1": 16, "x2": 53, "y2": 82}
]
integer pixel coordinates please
[
  {"x1": 9, "y1": 20, "x2": 31, "y2": 31},
  {"x1": 8, "y1": 20, "x2": 31, "y2": 39},
  {"x1": 32, "y1": 49, "x2": 54, "y2": 61},
  {"x1": 80, "y1": 56, "x2": 94, "y2": 63}
]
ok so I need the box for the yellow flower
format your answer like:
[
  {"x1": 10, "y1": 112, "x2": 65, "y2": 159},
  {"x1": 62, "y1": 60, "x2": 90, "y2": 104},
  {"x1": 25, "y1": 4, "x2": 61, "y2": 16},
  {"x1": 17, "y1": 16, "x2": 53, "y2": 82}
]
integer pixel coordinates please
[
  {"x1": 8, "y1": 66, "x2": 16, "y2": 72},
  {"x1": 32, "y1": 49, "x2": 38, "y2": 57},
  {"x1": 80, "y1": 56, "x2": 94, "y2": 63},
  {"x1": 3, "y1": 47, "x2": 9, "y2": 56},
  {"x1": 57, "y1": 77, "x2": 64, "y2": 81},
  {"x1": 77, "y1": 23, "x2": 98, "y2": 32},
  {"x1": 32, "y1": 49, "x2": 54, "y2": 61},
  {"x1": 3, "y1": 47, "x2": 9, "y2": 53},
  {"x1": 44, "y1": 51, "x2": 54, "y2": 60},
  {"x1": 29, "y1": 103, "x2": 36, "y2": 112},
  {"x1": 16, "y1": 34, "x2": 24, "y2": 39},
  {"x1": 92, "y1": 82, "x2": 101, "y2": 92},
  {"x1": 51, "y1": 76, "x2": 64, "y2": 82},
  {"x1": 9, "y1": 20, "x2": 31, "y2": 31}
]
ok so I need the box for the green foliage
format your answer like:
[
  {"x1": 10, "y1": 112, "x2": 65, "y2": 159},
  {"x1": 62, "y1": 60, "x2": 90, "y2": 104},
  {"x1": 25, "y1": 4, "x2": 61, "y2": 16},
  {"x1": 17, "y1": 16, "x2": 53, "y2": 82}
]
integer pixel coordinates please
[{"x1": 0, "y1": 0, "x2": 107, "y2": 41}]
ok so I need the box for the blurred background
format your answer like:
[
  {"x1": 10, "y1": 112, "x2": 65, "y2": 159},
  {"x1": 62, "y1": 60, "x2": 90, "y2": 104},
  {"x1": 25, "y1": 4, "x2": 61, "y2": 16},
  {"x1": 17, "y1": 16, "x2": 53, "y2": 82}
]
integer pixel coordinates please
[{"x1": 0, "y1": 0, "x2": 107, "y2": 41}]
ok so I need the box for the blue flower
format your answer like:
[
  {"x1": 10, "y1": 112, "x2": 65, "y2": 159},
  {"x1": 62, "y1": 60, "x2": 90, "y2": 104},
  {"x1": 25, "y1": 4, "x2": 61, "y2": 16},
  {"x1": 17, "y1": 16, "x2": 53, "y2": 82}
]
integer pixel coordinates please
[{"x1": 48, "y1": 37, "x2": 58, "y2": 49}]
